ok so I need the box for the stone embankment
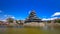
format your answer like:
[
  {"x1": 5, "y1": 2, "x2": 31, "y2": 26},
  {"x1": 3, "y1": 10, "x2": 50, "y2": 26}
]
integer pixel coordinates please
[
  {"x1": 24, "y1": 22, "x2": 45, "y2": 27},
  {"x1": 24, "y1": 22, "x2": 60, "y2": 27}
]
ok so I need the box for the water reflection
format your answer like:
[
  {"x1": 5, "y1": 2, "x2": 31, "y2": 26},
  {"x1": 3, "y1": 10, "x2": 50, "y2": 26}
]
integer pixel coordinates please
[
  {"x1": 0, "y1": 25, "x2": 59, "y2": 31},
  {"x1": 0, "y1": 25, "x2": 23, "y2": 28},
  {"x1": 0, "y1": 28, "x2": 7, "y2": 32},
  {"x1": 42, "y1": 25, "x2": 54, "y2": 31},
  {"x1": 0, "y1": 25, "x2": 60, "y2": 34},
  {"x1": 0, "y1": 25, "x2": 24, "y2": 33},
  {"x1": 0, "y1": 25, "x2": 7, "y2": 28},
  {"x1": 13, "y1": 25, "x2": 24, "y2": 28}
]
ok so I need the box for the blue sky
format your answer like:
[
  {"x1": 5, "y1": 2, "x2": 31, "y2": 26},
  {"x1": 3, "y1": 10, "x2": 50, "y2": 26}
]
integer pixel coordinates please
[{"x1": 0, "y1": 0, "x2": 60, "y2": 20}]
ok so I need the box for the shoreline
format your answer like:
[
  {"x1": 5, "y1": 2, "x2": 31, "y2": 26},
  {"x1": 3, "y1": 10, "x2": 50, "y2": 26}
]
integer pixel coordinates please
[{"x1": 0, "y1": 23, "x2": 60, "y2": 27}]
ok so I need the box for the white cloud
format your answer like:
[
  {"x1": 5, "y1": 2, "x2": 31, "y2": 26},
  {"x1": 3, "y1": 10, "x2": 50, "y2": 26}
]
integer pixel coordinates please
[
  {"x1": 2, "y1": 20, "x2": 6, "y2": 21},
  {"x1": 11, "y1": 16, "x2": 15, "y2": 18},
  {"x1": 50, "y1": 17, "x2": 58, "y2": 20},
  {"x1": 42, "y1": 17, "x2": 58, "y2": 21},
  {"x1": 0, "y1": 15, "x2": 15, "y2": 21},
  {"x1": 4, "y1": 15, "x2": 15, "y2": 19},
  {"x1": 42, "y1": 18, "x2": 48, "y2": 21},
  {"x1": 42, "y1": 18, "x2": 52, "y2": 21},
  {"x1": 52, "y1": 12, "x2": 60, "y2": 17},
  {"x1": 43, "y1": 12, "x2": 60, "y2": 21}
]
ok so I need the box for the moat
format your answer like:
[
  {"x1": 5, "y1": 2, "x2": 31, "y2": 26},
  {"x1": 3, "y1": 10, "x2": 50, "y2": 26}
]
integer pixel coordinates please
[{"x1": 0, "y1": 26, "x2": 60, "y2": 34}]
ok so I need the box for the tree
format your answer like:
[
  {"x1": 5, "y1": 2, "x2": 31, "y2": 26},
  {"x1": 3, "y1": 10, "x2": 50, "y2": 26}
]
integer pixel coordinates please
[
  {"x1": 55, "y1": 19, "x2": 60, "y2": 23},
  {"x1": 6, "y1": 17, "x2": 14, "y2": 23},
  {"x1": 16, "y1": 20, "x2": 21, "y2": 24},
  {"x1": 47, "y1": 20, "x2": 51, "y2": 23}
]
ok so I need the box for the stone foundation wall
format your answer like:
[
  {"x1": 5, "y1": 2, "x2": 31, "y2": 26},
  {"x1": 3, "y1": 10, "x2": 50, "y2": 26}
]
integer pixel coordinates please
[{"x1": 24, "y1": 22, "x2": 45, "y2": 27}]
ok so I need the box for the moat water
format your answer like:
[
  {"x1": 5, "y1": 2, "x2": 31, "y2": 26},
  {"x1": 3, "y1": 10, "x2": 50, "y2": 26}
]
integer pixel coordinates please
[{"x1": 0, "y1": 25, "x2": 60, "y2": 34}]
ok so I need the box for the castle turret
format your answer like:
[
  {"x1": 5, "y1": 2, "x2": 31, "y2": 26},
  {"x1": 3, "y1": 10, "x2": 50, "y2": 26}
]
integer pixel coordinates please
[{"x1": 25, "y1": 10, "x2": 41, "y2": 23}]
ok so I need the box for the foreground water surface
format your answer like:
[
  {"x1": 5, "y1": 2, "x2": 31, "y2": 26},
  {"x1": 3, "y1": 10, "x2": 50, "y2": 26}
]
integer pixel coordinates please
[{"x1": 0, "y1": 26, "x2": 60, "y2": 34}]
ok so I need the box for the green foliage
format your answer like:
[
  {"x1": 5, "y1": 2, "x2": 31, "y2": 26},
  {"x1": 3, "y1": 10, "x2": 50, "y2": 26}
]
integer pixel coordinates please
[
  {"x1": 6, "y1": 18, "x2": 14, "y2": 23},
  {"x1": 47, "y1": 20, "x2": 51, "y2": 23},
  {"x1": 16, "y1": 20, "x2": 21, "y2": 24},
  {"x1": 55, "y1": 19, "x2": 60, "y2": 23},
  {"x1": 16, "y1": 20, "x2": 18, "y2": 24}
]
